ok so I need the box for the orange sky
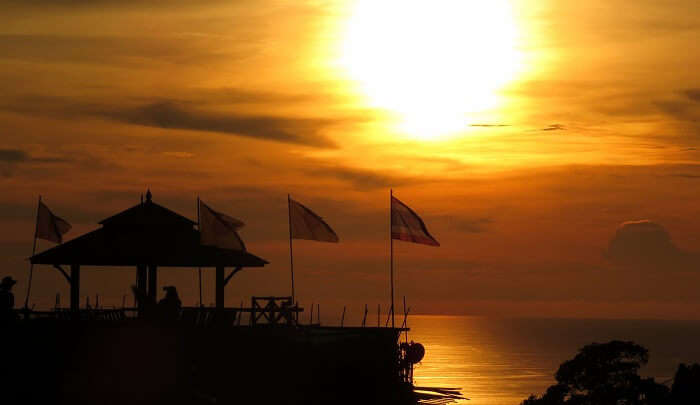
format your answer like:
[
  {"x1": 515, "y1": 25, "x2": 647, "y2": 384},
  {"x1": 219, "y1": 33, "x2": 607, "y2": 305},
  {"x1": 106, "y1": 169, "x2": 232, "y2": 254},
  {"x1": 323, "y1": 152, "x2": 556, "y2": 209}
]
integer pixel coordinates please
[{"x1": 1, "y1": 0, "x2": 700, "y2": 320}]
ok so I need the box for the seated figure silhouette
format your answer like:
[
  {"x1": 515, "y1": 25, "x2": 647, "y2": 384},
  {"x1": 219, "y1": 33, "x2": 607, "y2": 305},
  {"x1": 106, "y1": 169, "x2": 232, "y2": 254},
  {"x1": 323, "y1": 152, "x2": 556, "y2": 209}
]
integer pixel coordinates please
[
  {"x1": 158, "y1": 286, "x2": 182, "y2": 321},
  {"x1": 0, "y1": 276, "x2": 17, "y2": 320}
]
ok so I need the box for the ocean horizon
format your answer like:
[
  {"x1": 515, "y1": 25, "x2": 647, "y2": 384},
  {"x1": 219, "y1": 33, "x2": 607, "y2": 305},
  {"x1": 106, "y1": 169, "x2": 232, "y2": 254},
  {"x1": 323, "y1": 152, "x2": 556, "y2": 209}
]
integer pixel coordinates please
[{"x1": 408, "y1": 315, "x2": 700, "y2": 405}]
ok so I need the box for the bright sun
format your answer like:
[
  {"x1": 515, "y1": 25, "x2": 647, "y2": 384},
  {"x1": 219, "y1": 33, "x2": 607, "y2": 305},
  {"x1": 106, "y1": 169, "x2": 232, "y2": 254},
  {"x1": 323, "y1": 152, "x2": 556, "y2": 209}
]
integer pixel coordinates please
[{"x1": 341, "y1": 0, "x2": 522, "y2": 139}]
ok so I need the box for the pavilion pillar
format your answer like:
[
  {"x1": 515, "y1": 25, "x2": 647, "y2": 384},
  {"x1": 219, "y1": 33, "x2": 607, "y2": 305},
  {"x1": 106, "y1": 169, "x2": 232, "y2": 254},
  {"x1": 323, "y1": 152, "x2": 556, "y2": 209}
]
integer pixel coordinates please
[
  {"x1": 70, "y1": 264, "x2": 80, "y2": 314},
  {"x1": 136, "y1": 264, "x2": 147, "y2": 314},
  {"x1": 216, "y1": 266, "x2": 224, "y2": 312},
  {"x1": 148, "y1": 265, "x2": 158, "y2": 302}
]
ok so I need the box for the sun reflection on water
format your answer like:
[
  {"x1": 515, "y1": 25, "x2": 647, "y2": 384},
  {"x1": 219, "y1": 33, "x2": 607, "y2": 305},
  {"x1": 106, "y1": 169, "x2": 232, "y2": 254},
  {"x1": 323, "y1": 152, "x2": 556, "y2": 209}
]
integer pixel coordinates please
[{"x1": 407, "y1": 316, "x2": 700, "y2": 405}]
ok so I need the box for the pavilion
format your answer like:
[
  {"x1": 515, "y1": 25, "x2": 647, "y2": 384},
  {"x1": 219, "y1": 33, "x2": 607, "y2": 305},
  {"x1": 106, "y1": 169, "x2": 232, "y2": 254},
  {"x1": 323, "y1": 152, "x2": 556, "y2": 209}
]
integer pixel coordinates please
[{"x1": 30, "y1": 191, "x2": 268, "y2": 313}]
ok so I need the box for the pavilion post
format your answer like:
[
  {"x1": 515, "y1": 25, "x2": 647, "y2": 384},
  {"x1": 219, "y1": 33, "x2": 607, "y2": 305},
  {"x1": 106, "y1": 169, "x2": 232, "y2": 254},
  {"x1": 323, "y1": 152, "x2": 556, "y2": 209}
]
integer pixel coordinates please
[
  {"x1": 70, "y1": 264, "x2": 80, "y2": 314},
  {"x1": 215, "y1": 266, "x2": 224, "y2": 312},
  {"x1": 136, "y1": 264, "x2": 147, "y2": 314},
  {"x1": 147, "y1": 265, "x2": 158, "y2": 302}
]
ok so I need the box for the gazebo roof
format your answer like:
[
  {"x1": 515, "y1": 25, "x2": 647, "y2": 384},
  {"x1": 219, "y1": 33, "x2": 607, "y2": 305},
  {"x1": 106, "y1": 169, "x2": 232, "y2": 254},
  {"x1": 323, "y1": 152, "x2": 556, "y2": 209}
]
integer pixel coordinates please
[
  {"x1": 99, "y1": 199, "x2": 196, "y2": 227},
  {"x1": 30, "y1": 194, "x2": 268, "y2": 268}
]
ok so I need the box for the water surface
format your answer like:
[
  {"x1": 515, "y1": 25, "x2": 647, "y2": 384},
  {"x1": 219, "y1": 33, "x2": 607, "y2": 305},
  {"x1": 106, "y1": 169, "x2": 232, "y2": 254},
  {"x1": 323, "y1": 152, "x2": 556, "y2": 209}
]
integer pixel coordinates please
[{"x1": 408, "y1": 316, "x2": 700, "y2": 405}]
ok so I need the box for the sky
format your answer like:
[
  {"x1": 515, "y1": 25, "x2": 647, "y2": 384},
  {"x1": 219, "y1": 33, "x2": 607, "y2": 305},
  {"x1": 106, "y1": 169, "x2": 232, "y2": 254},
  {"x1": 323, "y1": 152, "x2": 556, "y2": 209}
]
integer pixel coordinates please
[{"x1": 1, "y1": 0, "x2": 699, "y2": 320}]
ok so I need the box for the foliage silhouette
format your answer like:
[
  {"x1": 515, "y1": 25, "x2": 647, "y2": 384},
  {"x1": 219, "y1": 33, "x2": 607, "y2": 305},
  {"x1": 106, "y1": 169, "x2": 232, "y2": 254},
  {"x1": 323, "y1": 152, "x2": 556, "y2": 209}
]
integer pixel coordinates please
[
  {"x1": 521, "y1": 340, "x2": 672, "y2": 405},
  {"x1": 670, "y1": 363, "x2": 700, "y2": 404}
]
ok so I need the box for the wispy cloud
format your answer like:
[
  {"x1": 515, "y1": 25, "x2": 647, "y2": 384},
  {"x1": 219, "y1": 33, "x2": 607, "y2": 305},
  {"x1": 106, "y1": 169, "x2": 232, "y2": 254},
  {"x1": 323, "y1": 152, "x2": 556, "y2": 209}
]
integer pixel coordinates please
[
  {"x1": 1, "y1": 95, "x2": 343, "y2": 147},
  {"x1": 542, "y1": 124, "x2": 566, "y2": 131},
  {"x1": 301, "y1": 164, "x2": 417, "y2": 189},
  {"x1": 111, "y1": 101, "x2": 338, "y2": 147},
  {"x1": 469, "y1": 124, "x2": 510, "y2": 128},
  {"x1": 433, "y1": 215, "x2": 494, "y2": 233},
  {"x1": 0, "y1": 148, "x2": 71, "y2": 164},
  {"x1": 0, "y1": 149, "x2": 29, "y2": 162},
  {"x1": 683, "y1": 88, "x2": 700, "y2": 103},
  {"x1": 0, "y1": 34, "x2": 254, "y2": 67}
]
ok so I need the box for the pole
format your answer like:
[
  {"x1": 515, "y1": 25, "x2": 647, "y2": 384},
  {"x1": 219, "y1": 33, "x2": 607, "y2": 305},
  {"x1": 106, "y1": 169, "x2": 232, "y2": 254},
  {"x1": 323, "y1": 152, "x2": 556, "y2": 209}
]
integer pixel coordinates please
[
  {"x1": 24, "y1": 195, "x2": 41, "y2": 309},
  {"x1": 198, "y1": 269, "x2": 202, "y2": 307},
  {"x1": 197, "y1": 196, "x2": 203, "y2": 307},
  {"x1": 362, "y1": 303, "x2": 368, "y2": 327},
  {"x1": 288, "y1": 194, "x2": 295, "y2": 303},
  {"x1": 215, "y1": 266, "x2": 224, "y2": 312},
  {"x1": 70, "y1": 264, "x2": 80, "y2": 314},
  {"x1": 390, "y1": 189, "x2": 395, "y2": 328},
  {"x1": 403, "y1": 296, "x2": 408, "y2": 343}
]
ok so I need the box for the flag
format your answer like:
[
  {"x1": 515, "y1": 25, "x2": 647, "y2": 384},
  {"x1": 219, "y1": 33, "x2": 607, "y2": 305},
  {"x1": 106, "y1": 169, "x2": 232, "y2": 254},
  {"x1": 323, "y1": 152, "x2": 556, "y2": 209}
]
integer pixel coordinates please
[
  {"x1": 289, "y1": 198, "x2": 339, "y2": 243},
  {"x1": 391, "y1": 196, "x2": 439, "y2": 246},
  {"x1": 36, "y1": 200, "x2": 71, "y2": 243},
  {"x1": 199, "y1": 200, "x2": 246, "y2": 251}
]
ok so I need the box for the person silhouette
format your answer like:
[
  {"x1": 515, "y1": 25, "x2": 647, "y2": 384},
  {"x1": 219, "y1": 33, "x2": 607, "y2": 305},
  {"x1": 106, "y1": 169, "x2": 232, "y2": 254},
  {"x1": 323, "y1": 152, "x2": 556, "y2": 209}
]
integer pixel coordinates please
[
  {"x1": 158, "y1": 286, "x2": 182, "y2": 320},
  {"x1": 0, "y1": 276, "x2": 17, "y2": 320}
]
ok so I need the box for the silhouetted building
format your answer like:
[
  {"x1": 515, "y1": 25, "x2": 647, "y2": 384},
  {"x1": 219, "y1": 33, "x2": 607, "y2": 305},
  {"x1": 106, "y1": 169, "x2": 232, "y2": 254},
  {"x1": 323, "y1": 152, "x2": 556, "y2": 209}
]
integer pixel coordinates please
[
  {"x1": 6, "y1": 192, "x2": 440, "y2": 405},
  {"x1": 30, "y1": 192, "x2": 267, "y2": 316}
]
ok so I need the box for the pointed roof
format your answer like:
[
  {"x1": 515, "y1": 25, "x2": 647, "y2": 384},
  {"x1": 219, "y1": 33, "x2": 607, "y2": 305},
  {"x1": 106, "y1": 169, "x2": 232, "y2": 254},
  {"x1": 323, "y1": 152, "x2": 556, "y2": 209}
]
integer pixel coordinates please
[
  {"x1": 31, "y1": 194, "x2": 267, "y2": 268},
  {"x1": 99, "y1": 201, "x2": 195, "y2": 228}
]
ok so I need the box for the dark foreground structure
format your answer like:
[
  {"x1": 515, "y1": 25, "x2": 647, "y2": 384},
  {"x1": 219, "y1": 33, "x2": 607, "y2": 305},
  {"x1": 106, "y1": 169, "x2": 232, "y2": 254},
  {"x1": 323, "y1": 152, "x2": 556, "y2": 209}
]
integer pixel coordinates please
[
  {"x1": 6, "y1": 194, "x2": 459, "y2": 404},
  {"x1": 8, "y1": 318, "x2": 407, "y2": 404}
]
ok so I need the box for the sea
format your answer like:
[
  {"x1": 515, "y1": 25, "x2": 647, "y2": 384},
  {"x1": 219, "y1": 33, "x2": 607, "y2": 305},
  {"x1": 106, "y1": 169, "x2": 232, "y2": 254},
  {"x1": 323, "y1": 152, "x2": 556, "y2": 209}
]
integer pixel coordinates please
[{"x1": 407, "y1": 316, "x2": 700, "y2": 405}]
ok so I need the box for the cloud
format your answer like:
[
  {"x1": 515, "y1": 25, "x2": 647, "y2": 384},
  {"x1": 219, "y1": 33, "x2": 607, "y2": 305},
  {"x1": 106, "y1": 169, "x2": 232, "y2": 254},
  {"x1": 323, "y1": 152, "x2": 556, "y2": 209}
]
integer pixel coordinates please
[
  {"x1": 542, "y1": 124, "x2": 566, "y2": 131},
  {"x1": 0, "y1": 148, "x2": 75, "y2": 164},
  {"x1": 301, "y1": 164, "x2": 423, "y2": 189},
  {"x1": 111, "y1": 101, "x2": 337, "y2": 147},
  {"x1": 469, "y1": 124, "x2": 510, "y2": 128},
  {"x1": 0, "y1": 148, "x2": 73, "y2": 176},
  {"x1": 162, "y1": 151, "x2": 194, "y2": 159},
  {"x1": 670, "y1": 173, "x2": 700, "y2": 179},
  {"x1": 1, "y1": 0, "x2": 236, "y2": 8},
  {"x1": 432, "y1": 215, "x2": 494, "y2": 234},
  {"x1": 0, "y1": 33, "x2": 255, "y2": 67},
  {"x1": 184, "y1": 87, "x2": 330, "y2": 106},
  {"x1": 683, "y1": 89, "x2": 700, "y2": 103},
  {"x1": 1, "y1": 96, "x2": 341, "y2": 148},
  {"x1": 604, "y1": 220, "x2": 696, "y2": 270},
  {"x1": 655, "y1": 100, "x2": 700, "y2": 122},
  {"x1": 0, "y1": 149, "x2": 29, "y2": 162},
  {"x1": 654, "y1": 90, "x2": 700, "y2": 125},
  {"x1": 453, "y1": 217, "x2": 494, "y2": 233}
]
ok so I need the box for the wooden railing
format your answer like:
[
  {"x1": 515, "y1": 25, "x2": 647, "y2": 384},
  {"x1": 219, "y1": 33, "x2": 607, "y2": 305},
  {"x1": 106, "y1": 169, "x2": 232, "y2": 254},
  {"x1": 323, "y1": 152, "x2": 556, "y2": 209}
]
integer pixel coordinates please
[{"x1": 11, "y1": 297, "x2": 303, "y2": 327}]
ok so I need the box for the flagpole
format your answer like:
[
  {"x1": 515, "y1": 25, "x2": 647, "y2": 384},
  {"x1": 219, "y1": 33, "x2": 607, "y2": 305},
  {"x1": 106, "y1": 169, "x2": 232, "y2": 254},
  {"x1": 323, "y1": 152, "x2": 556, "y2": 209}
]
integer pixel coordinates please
[
  {"x1": 24, "y1": 195, "x2": 41, "y2": 309},
  {"x1": 197, "y1": 196, "x2": 203, "y2": 308},
  {"x1": 288, "y1": 194, "x2": 295, "y2": 304},
  {"x1": 390, "y1": 189, "x2": 395, "y2": 328}
]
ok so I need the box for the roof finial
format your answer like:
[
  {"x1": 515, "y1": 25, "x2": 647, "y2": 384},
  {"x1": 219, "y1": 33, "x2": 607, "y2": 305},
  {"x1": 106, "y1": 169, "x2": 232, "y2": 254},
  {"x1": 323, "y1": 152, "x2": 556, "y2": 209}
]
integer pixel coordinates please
[{"x1": 146, "y1": 189, "x2": 152, "y2": 203}]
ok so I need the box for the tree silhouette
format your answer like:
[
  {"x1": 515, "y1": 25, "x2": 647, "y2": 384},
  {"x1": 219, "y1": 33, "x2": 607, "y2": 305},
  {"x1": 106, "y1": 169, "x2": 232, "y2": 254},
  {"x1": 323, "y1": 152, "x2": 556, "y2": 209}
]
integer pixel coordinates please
[
  {"x1": 670, "y1": 363, "x2": 700, "y2": 404},
  {"x1": 522, "y1": 341, "x2": 669, "y2": 405}
]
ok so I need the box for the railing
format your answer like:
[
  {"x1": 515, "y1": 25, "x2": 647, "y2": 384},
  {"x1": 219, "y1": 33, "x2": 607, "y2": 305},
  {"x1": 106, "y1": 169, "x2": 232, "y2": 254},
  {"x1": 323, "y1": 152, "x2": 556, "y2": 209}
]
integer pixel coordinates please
[
  {"x1": 11, "y1": 297, "x2": 303, "y2": 327},
  {"x1": 12, "y1": 307, "x2": 138, "y2": 321}
]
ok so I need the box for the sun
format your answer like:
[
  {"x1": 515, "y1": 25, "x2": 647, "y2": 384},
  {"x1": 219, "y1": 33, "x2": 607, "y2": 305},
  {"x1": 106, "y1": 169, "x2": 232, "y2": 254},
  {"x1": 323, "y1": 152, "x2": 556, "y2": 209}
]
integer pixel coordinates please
[{"x1": 340, "y1": 0, "x2": 522, "y2": 139}]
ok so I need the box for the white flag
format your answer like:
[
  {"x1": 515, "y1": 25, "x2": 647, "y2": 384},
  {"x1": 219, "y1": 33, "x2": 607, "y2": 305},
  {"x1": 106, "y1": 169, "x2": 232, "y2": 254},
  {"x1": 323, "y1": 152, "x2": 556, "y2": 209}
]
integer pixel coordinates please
[
  {"x1": 199, "y1": 200, "x2": 246, "y2": 251},
  {"x1": 36, "y1": 200, "x2": 71, "y2": 244},
  {"x1": 289, "y1": 198, "x2": 339, "y2": 243}
]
